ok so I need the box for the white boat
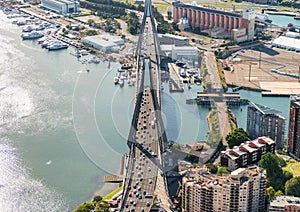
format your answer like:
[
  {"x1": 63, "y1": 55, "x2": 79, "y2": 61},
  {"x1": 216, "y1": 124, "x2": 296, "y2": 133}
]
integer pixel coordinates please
[
  {"x1": 119, "y1": 76, "x2": 125, "y2": 86},
  {"x1": 36, "y1": 25, "x2": 45, "y2": 31},
  {"x1": 255, "y1": 13, "x2": 272, "y2": 23},
  {"x1": 48, "y1": 42, "x2": 68, "y2": 51},
  {"x1": 21, "y1": 31, "x2": 44, "y2": 40},
  {"x1": 37, "y1": 37, "x2": 47, "y2": 44},
  {"x1": 22, "y1": 25, "x2": 33, "y2": 32},
  {"x1": 114, "y1": 77, "x2": 119, "y2": 84},
  {"x1": 17, "y1": 21, "x2": 26, "y2": 26}
]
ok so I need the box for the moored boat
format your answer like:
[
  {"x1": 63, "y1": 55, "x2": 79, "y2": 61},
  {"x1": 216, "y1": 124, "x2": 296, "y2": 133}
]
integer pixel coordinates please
[{"x1": 21, "y1": 31, "x2": 44, "y2": 40}]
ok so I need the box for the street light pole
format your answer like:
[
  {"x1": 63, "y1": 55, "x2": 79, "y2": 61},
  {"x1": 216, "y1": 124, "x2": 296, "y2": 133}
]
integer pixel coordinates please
[
  {"x1": 259, "y1": 48, "x2": 262, "y2": 69},
  {"x1": 298, "y1": 66, "x2": 300, "y2": 83},
  {"x1": 249, "y1": 64, "x2": 252, "y2": 81}
]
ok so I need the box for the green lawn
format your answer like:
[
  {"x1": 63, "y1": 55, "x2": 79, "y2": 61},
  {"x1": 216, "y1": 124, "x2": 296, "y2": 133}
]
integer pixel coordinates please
[
  {"x1": 103, "y1": 185, "x2": 124, "y2": 201},
  {"x1": 153, "y1": 2, "x2": 171, "y2": 13},
  {"x1": 283, "y1": 160, "x2": 300, "y2": 177}
]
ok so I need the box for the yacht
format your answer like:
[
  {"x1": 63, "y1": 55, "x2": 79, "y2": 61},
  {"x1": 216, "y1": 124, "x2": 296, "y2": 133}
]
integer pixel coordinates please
[
  {"x1": 36, "y1": 25, "x2": 45, "y2": 31},
  {"x1": 48, "y1": 42, "x2": 68, "y2": 51},
  {"x1": 17, "y1": 21, "x2": 26, "y2": 26},
  {"x1": 21, "y1": 31, "x2": 44, "y2": 40},
  {"x1": 22, "y1": 25, "x2": 33, "y2": 32},
  {"x1": 255, "y1": 13, "x2": 272, "y2": 23}
]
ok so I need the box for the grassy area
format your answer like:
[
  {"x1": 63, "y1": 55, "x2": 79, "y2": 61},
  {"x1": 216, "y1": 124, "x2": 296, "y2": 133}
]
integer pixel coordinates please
[
  {"x1": 103, "y1": 185, "x2": 124, "y2": 201},
  {"x1": 207, "y1": 107, "x2": 222, "y2": 146},
  {"x1": 226, "y1": 108, "x2": 237, "y2": 130},
  {"x1": 283, "y1": 160, "x2": 300, "y2": 177},
  {"x1": 152, "y1": 2, "x2": 171, "y2": 13},
  {"x1": 200, "y1": 53, "x2": 211, "y2": 92},
  {"x1": 216, "y1": 60, "x2": 228, "y2": 91}
]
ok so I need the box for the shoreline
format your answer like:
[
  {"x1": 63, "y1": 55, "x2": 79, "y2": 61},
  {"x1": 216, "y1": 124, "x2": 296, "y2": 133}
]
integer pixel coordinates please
[{"x1": 265, "y1": 10, "x2": 297, "y2": 16}]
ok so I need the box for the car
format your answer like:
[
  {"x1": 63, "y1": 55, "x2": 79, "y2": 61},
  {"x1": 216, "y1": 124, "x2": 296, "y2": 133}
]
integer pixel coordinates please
[
  {"x1": 149, "y1": 179, "x2": 152, "y2": 184},
  {"x1": 143, "y1": 190, "x2": 147, "y2": 195},
  {"x1": 138, "y1": 195, "x2": 142, "y2": 199},
  {"x1": 146, "y1": 202, "x2": 150, "y2": 207}
]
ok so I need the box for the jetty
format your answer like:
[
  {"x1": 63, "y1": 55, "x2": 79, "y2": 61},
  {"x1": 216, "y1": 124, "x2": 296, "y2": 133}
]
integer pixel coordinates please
[{"x1": 186, "y1": 92, "x2": 249, "y2": 106}]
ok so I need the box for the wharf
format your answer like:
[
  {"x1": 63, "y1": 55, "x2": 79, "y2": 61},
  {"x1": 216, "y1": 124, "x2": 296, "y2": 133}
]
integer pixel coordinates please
[
  {"x1": 168, "y1": 63, "x2": 184, "y2": 92},
  {"x1": 186, "y1": 92, "x2": 249, "y2": 106}
]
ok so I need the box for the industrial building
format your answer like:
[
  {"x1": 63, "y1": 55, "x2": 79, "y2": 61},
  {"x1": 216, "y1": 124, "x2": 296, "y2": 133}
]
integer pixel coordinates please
[
  {"x1": 158, "y1": 33, "x2": 189, "y2": 46},
  {"x1": 247, "y1": 102, "x2": 285, "y2": 149},
  {"x1": 81, "y1": 34, "x2": 124, "y2": 52},
  {"x1": 41, "y1": 0, "x2": 80, "y2": 14},
  {"x1": 182, "y1": 166, "x2": 266, "y2": 212},
  {"x1": 220, "y1": 136, "x2": 275, "y2": 171},
  {"x1": 172, "y1": 1, "x2": 255, "y2": 42},
  {"x1": 269, "y1": 196, "x2": 300, "y2": 212},
  {"x1": 288, "y1": 96, "x2": 300, "y2": 160},
  {"x1": 272, "y1": 36, "x2": 300, "y2": 52}
]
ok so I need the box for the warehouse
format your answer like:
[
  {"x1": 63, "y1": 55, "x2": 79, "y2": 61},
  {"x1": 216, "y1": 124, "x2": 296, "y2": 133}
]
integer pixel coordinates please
[
  {"x1": 272, "y1": 36, "x2": 300, "y2": 52},
  {"x1": 41, "y1": 0, "x2": 80, "y2": 14},
  {"x1": 81, "y1": 34, "x2": 124, "y2": 52}
]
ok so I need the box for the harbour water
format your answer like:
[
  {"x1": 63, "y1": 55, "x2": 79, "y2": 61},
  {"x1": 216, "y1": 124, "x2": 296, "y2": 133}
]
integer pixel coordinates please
[
  {"x1": 269, "y1": 13, "x2": 300, "y2": 27},
  {"x1": 0, "y1": 11, "x2": 208, "y2": 210},
  {"x1": 0, "y1": 9, "x2": 293, "y2": 211}
]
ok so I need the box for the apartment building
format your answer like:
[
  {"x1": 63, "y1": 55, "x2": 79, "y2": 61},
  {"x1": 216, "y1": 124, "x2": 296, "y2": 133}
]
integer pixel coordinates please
[
  {"x1": 221, "y1": 136, "x2": 275, "y2": 171},
  {"x1": 288, "y1": 96, "x2": 300, "y2": 160},
  {"x1": 247, "y1": 102, "x2": 285, "y2": 149},
  {"x1": 182, "y1": 166, "x2": 266, "y2": 212},
  {"x1": 269, "y1": 196, "x2": 300, "y2": 212}
]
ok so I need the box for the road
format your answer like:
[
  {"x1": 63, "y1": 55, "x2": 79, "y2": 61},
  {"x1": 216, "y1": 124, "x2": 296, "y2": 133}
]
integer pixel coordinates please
[{"x1": 119, "y1": 1, "x2": 173, "y2": 211}]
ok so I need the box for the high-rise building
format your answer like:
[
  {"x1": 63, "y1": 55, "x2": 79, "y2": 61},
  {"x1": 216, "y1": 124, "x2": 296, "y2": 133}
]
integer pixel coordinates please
[
  {"x1": 182, "y1": 166, "x2": 266, "y2": 212},
  {"x1": 269, "y1": 196, "x2": 300, "y2": 212},
  {"x1": 288, "y1": 96, "x2": 300, "y2": 159},
  {"x1": 247, "y1": 102, "x2": 285, "y2": 149}
]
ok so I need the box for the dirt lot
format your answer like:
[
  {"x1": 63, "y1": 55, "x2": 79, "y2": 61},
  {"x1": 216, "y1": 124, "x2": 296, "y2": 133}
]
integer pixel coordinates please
[{"x1": 223, "y1": 44, "x2": 300, "y2": 95}]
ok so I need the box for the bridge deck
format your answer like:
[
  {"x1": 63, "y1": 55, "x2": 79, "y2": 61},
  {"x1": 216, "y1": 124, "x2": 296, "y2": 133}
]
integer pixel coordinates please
[{"x1": 120, "y1": 2, "x2": 173, "y2": 210}]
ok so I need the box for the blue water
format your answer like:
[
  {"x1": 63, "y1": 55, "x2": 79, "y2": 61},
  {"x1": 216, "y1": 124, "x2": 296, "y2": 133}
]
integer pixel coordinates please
[
  {"x1": 230, "y1": 89, "x2": 290, "y2": 138},
  {"x1": 269, "y1": 13, "x2": 300, "y2": 27}
]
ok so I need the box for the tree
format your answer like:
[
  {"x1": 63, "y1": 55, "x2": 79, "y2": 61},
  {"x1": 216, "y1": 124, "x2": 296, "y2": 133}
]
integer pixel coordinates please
[
  {"x1": 285, "y1": 177, "x2": 300, "y2": 197},
  {"x1": 75, "y1": 202, "x2": 95, "y2": 212},
  {"x1": 85, "y1": 29, "x2": 98, "y2": 36},
  {"x1": 260, "y1": 153, "x2": 288, "y2": 191},
  {"x1": 217, "y1": 166, "x2": 230, "y2": 176},
  {"x1": 93, "y1": 195, "x2": 103, "y2": 203},
  {"x1": 206, "y1": 163, "x2": 218, "y2": 174},
  {"x1": 225, "y1": 128, "x2": 249, "y2": 148},
  {"x1": 275, "y1": 190, "x2": 284, "y2": 196},
  {"x1": 266, "y1": 186, "x2": 275, "y2": 202}
]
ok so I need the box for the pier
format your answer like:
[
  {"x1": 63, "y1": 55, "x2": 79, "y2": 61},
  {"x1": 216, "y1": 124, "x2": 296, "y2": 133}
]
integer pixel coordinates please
[
  {"x1": 187, "y1": 92, "x2": 249, "y2": 106},
  {"x1": 168, "y1": 63, "x2": 184, "y2": 92}
]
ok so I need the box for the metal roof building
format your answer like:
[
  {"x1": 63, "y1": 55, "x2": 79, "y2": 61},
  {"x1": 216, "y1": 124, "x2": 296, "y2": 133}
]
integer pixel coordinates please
[
  {"x1": 272, "y1": 36, "x2": 300, "y2": 51},
  {"x1": 41, "y1": 0, "x2": 80, "y2": 14}
]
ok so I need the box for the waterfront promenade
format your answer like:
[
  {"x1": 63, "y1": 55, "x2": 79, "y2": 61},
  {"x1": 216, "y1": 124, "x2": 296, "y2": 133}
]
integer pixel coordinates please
[{"x1": 205, "y1": 51, "x2": 232, "y2": 147}]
